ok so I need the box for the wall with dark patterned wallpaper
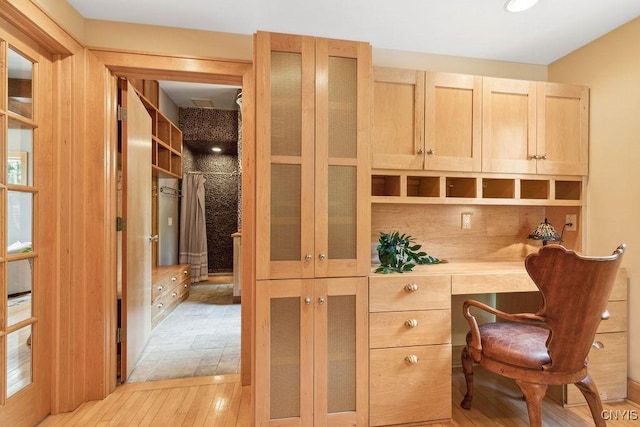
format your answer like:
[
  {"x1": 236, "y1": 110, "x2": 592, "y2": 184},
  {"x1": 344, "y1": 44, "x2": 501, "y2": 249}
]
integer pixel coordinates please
[{"x1": 179, "y1": 107, "x2": 240, "y2": 274}]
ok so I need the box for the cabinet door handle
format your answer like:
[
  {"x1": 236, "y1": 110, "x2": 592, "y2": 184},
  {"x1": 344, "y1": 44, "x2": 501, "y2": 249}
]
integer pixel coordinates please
[
  {"x1": 404, "y1": 283, "x2": 419, "y2": 292},
  {"x1": 592, "y1": 341, "x2": 605, "y2": 349},
  {"x1": 405, "y1": 318, "x2": 419, "y2": 328},
  {"x1": 318, "y1": 253, "x2": 326, "y2": 260},
  {"x1": 529, "y1": 155, "x2": 540, "y2": 160},
  {"x1": 172, "y1": 277, "x2": 177, "y2": 281},
  {"x1": 305, "y1": 254, "x2": 312, "y2": 261},
  {"x1": 318, "y1": 296, "x2": 325, "y2": 305},
  {"x1": 417, "y1": 148, "x2": 424, "y2": 154},
  {"x1": 426, "y1": 149, "x2": 434, "y2": 155},
  {"x1": 539, "y1": 154, "x2": 547, "y2": 160},
  {"x1": 405, "y1": 354, "x2": 419, "y2": 364},
  {"x1": 149, "y1": 235, "x2": 159, "y2": 242},
  {"x1": 305, "y1": 297, "x2": 312, "y2": 305}
]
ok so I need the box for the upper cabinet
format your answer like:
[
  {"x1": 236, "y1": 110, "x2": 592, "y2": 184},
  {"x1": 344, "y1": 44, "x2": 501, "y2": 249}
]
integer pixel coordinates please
[
  {"x1": 482, "y1": 77, "x2": 589, "y2": 176},
  {"x1": 372, "y1": 69, "x2": 481, "y2": 172},
  {"x1": 372, "y1": 67, "x2": 425, "y2": 169},
  {"x1": 255, "y1": 32, "x2": 371, "y2": 280},
  {"x1": 424, "y1": 72, "x2": 482, "y2": 172},
  {"x1": 373, "y1": 70, "x2": 589, "y2": 177},
  {"x1": 535, "y1": 82, "x2": 589, "y2": 175}
]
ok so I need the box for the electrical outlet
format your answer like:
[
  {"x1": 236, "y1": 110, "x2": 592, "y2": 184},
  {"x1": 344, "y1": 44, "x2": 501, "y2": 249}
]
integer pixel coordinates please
[
  {"x1": 461, "y1": 213, "x2": 472, "y2": 230},
  {"x1": 565, "y1": 214, "x2": 577, "y2": 231}
]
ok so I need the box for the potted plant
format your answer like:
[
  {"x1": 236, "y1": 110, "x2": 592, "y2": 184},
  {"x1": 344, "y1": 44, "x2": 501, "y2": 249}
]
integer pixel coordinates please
[{"x1": 375, "y1": 231, "x2": 445, "y2": 274}]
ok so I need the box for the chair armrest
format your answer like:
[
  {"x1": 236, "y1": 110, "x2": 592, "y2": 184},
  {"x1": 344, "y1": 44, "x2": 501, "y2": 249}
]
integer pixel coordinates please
[{"x1": 462, "y1": 300, "x2": 545, "y2": 362}]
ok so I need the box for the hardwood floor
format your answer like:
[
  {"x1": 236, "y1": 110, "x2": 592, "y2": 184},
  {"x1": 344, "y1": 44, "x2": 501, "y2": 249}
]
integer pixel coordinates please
[{"x1": 39, "y1": 368, "x2": 639, "y2": 426}]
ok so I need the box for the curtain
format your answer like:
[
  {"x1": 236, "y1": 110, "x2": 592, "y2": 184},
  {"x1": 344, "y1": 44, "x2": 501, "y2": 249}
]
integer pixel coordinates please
[{"x1": 179, "y1": 173, "x2": 208, "y2": 282}]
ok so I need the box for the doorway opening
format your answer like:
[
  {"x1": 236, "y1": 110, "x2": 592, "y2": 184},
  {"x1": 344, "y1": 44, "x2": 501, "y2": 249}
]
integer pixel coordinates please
[{"x1": 118, "y1": 79, "x2": 245, "y2": 384}]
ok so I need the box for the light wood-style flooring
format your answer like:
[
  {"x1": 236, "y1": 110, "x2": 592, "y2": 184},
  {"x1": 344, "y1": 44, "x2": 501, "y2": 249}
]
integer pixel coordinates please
[{"x1": 39, "y1": 367, "x2": 640, "y2": 426}]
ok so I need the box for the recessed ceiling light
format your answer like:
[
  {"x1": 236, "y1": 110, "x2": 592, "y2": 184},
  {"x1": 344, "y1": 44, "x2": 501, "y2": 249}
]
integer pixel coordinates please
[
  {"x1": 212, "y1": 147, "x2": 222, "y2": 152},
  {"x1": 505, "y1": 0, "x2": 539, "y2": 12}
]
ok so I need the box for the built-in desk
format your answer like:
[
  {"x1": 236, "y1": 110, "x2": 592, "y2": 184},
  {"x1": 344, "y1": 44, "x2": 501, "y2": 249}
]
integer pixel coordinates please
[{"x1": 368, "y1": 261, "x2": 628, "y2": 426}]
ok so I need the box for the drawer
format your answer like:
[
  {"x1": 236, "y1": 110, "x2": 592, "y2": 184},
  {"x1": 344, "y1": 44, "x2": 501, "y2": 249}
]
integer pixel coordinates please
[
  {"x1": 370, "y1": 309, "x2": 450, "y2": 348},
  {"x1": 370, "y1": 344, "x2": 451, "y2": 426},
  {"x1": 597, "y1": 300, "x2": 627, "y2": 333},
  {"x1": 369, "y1": 275, "x2": 450, "y2": 312},
  {"x1": 609, "y1": 268, "x2": 628, "y2": 301},
  {"x1": 565, "y1": 332, "x2": 627, "y2": 404},
  {"x1": 451, "y1": 271, "x2": 536, "y2": 295}
]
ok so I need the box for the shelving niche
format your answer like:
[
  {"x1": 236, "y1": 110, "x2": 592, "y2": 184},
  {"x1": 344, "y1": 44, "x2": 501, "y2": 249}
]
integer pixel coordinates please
[
  {"x1": 137, "y1": 91, "x2": 183, "y2": 179},
  {"x1": 372, "y1": 171, "x2": 583, "y2": 206}
]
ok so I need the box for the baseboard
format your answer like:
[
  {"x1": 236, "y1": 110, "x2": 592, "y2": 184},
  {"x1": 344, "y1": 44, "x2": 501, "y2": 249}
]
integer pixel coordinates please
[{"x1": 628, "y1": 379, "x2": 640, "y2": 405}]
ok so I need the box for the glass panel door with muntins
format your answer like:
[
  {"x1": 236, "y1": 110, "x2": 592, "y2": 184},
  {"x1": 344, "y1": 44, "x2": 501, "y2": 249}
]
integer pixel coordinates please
[{"x1": 3, "y1": 45, "x2": 37, "y2": 403}]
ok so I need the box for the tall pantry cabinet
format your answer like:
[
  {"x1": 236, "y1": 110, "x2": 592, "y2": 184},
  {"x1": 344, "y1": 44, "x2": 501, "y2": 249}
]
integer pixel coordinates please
[{"x1": 253, "y1": 32, "x2": 371, "y2": 425}]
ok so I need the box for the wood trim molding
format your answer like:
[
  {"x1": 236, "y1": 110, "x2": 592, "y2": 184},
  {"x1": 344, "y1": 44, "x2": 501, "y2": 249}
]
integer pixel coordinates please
[
  {"x1": 629, "y1": 378, "x2": 640, "y2": 405},
  {"x1": 89, "y1": 47, "x2": 250, "y2": 84}
]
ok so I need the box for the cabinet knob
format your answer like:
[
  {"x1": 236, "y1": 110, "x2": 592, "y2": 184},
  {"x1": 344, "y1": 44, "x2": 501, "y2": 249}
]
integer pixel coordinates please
[
  {"x1": 404, "y1": 283, "x2": 420, "y2": 292},
  {"x1": 418, "y1": 148, "x2": 424, "y2": 154},
  {"x1": 172, "y1": 277, "x2": 177, "y2": 281},
  {"x1": 319, "y1": 253, "x2": 326, "y2": 260},
  {"x1": 592, "y1": 341, "x2": 605, "y2": 349},
  {"x1": 171, "y1": 292, "x2": 177, "y2": 298},
  {"x1": 405, "y1": 318, "x2": 419, "y2": 328},
  {"x1": 601, "y1": 310, "x2": 610, "y2": 320},
  {"x1": 184, "y1": 284, "x2": 188, "y2": 288},
  {"x1": 183, "y1": 270, "x2": 188, "y2": 275},
  {"x1": 318, "y1": 296, "x2": 325, "y2": 305},
  {"x1": 157, "y1": 303, "x2": 164, "y2": 309},
  {"x1": 305, "y1": 297, "x2": 312, "y2": 305},
  {"x1": 426, "y1": 149, "x2": 434, "y2": 155},
  {"x1": 158, "y1": 285, "x2": 164, "y2": 291},
  {"x1": 305, "y1": 254, "x2": 313, "y2": 261},
  {"x1": 149, "y1": 234, "x2": 159, "y2": 242},
  {"x1": 405, "y1": 354, "x2": 419, "y2": 364},
  {"x1": 539, "y1": 154, "x2": 547, "y2": 160}
]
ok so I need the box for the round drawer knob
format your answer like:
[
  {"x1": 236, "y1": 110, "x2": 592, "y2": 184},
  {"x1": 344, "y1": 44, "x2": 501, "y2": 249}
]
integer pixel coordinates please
[
  {"x1": 405, "y1": 354, "x2": 419, "y2": 365},
  {"x1": 172, "y1": 277, "x2": 177, "y2": 281},
  {"x1": 184, "y1": 284, "x2": 188, "y2": 288},
  {"x1": 171, "y1": 292, "x2": 177, "y2": 298},
  {"x1": 404, "y1": 283, "x2": 419, "y2": 292},
  {"x1": 405, "y1": 318, "x2": 419, "y2": 328},
  {"x1": 157, "y1": 303, "x2": 164, "y2": 309},
  {"x1": 158, "y1": 285, "x2": 164, "y2": 291}
]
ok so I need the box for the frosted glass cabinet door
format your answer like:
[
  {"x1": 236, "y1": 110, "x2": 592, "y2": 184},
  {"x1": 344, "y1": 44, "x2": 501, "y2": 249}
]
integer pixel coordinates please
[
  {"x1": 255, "y1": 278, "x2": 368, "y2": 426},
  {"x1": 255, "y1": 32, "x2": 315, "y2": 280}
]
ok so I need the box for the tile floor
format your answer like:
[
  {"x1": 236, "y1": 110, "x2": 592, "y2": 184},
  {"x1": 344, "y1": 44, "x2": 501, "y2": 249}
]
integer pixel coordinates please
[{"x1": 127, "y1": 280, "x2": 241, "y2": 383}]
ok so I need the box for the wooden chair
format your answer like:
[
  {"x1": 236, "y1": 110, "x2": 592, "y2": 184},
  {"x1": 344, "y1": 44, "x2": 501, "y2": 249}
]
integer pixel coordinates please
[{"x1": 460, "y1": 244, "x2": 625, "y2": 427}]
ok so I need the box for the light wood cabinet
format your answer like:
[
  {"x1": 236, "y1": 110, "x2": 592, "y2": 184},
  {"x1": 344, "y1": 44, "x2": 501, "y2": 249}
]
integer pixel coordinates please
[
  {"x1": 255, "y1": 277, "x2": 369, "y2": 425},
  {"x1": 151, "y1": 264, "x2": 190, "y2": 329},
  {"x1": 372, "y1": 69, "x2": 481, "y2": 172},
  {"x1": 372, "y1": 67, "x2": 425, "y2": 169},
  {"x1": 424, "y1": 72, "x2": 482, "y2": 172},
  {"x1": 369, "y1": 275, "x2": 452, "y2": 426},
  {"x1": 255, "y1": 31, "x2": 371, "y2": 280},
  {"x1": 254, "y1": 31, "x2": 372, "y2": 426},
  {"x1": 483, "y1": 77, "x2": 588, "y2": 176}
]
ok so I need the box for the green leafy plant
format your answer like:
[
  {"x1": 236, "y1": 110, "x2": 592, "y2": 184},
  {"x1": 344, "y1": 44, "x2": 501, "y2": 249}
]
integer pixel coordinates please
[{"x1": 375, "y1": 231, "x2": 445, "y2": 274}]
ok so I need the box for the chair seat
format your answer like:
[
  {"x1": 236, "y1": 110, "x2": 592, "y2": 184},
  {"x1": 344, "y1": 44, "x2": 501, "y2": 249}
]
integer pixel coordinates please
[{"x1": 467, "y1": 322, "x2": 551, "y2": 369}]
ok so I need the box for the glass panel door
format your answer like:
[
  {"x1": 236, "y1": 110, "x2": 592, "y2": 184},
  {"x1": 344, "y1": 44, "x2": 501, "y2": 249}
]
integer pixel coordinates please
[{"x1": 3, "y1": 45, "x2": 37, "y2": 401}]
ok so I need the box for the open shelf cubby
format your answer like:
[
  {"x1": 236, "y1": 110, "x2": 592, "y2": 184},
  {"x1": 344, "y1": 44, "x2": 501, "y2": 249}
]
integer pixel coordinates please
[{"x1": 371, "y1": 171, "x2": 584, "y2": 206}]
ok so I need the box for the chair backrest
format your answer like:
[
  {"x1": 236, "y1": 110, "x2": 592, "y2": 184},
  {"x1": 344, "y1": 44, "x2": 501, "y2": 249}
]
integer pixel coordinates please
[{"x1": 524, "y1": 244, "x2": 625, "y2": 373}]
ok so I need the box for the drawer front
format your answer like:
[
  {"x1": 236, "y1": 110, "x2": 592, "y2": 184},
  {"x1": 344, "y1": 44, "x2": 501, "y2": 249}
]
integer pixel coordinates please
[
  {"x1": 597, "y1": 300, "x2": 627, "y2": 333},
  {"x1": 451, "y1": 272, "x2": 536, "y2": 295},
  {"x1": 566, "y1": 332, "x2": 627, "y2": 404},
  {"x1": 370, "y1": 310, "x2": 450, "y2": 348},
  {"x1": 370, "y1": 345, "x2": 451, "y2": 426},
  {"x1": 609, "y1": 268, "x2": 627, "y2": 301},
  {"x1": 369, "y1": 275, "x2": 450, "y2": 312}
]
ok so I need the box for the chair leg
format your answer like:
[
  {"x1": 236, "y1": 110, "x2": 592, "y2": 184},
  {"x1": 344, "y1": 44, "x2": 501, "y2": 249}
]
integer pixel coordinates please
[
  {"x1": 575, "y1": 374, "x2": 605, "y2": 427},
  {"x1": 515, "y1": 380, "x2": 548, "y2": 427},
  {"x1": 460, "y1": 346, "x2": 474, "y2": 410}
]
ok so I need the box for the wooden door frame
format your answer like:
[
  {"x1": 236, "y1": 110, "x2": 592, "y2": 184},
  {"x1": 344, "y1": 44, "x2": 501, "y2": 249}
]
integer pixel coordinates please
[{"x1": 90, "y1": 48, "x2": 255, "y2": 387}]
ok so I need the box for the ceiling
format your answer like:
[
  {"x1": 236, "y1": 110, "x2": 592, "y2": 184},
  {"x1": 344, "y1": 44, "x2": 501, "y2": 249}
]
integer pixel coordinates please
[{"x1": 66, "y1": 0, "x2": 640, "y2": 107}]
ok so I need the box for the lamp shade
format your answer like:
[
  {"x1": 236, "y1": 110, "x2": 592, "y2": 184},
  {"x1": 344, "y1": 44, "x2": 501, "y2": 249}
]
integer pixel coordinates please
[
  {"x1": 528, "y1": 218, "x2": 561, "y2": 245},
  {"x1": 504, "y1": 0, "x2": 539, "y2": 13}
]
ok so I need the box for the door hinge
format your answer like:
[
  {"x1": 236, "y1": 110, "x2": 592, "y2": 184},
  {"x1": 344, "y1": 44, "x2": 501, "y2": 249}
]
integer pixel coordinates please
[
  {"x1": 116, "y1": 216, "x2": 126, "y2": 231},
  {"x1": 116, "y1": 327, "x2": 125, "y2": 343},
  {"x1": 117, "y1": 105, "x2": 127, "y2": 121}
]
